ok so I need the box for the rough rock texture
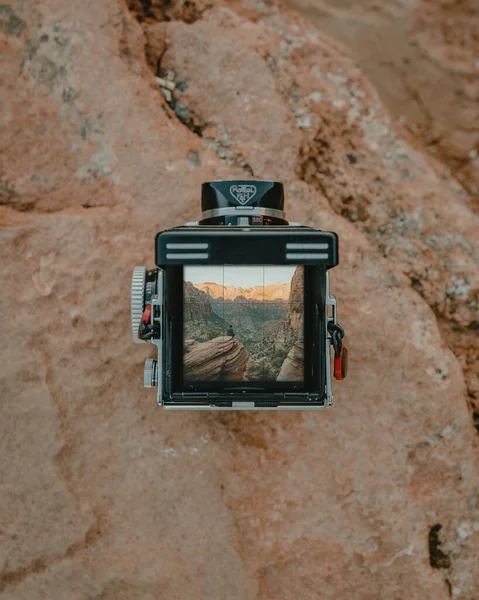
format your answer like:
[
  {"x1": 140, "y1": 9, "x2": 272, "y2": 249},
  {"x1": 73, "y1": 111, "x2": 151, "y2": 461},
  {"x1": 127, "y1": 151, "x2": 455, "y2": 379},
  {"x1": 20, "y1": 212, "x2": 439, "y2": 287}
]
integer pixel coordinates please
[
  {"x1": 184, "y1": 336, "x2": 249, "y2": 380},
  {"x1": 274, "y1": 265, "x2": 303, "y2": 348},
  {"x1": 143, "y1": 16, "x2": 299, "y2": 177},
  {"x1": 1, "y1": 1, "x2": 479, "y2": 599},
  {"x1": 286, "y1": 0, "x2": 479, "y2": 212},
  {"x1": 184, "y1": 280, "x2": 214, "y2": 319},
  {"x1": 285, "y1": 265, "x2": 304, "y2": 331},
  {"x1": 277, "y1": 340, "x2": 304, "y2": 381}
]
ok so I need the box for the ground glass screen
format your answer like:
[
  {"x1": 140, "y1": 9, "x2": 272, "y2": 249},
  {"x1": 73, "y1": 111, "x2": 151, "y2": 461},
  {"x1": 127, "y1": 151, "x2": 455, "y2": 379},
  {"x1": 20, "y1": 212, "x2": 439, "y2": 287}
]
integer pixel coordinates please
[{"x1": 183, "y1": 265, "x2": 304, "y2": 383}]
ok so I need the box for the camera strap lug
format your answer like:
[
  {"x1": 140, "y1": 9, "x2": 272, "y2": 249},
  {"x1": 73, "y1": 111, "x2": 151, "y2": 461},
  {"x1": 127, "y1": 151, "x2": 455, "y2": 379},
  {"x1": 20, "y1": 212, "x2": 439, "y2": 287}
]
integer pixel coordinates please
[
  {"x1": 328, "y1": 322, "x2": 344, "y2": 357},
  {"x1": 326, "y1": 275, "x2": 348, "y2": 386},
  {"x1": 328, "y1": 321, "x2": 347, "y2": 380}
]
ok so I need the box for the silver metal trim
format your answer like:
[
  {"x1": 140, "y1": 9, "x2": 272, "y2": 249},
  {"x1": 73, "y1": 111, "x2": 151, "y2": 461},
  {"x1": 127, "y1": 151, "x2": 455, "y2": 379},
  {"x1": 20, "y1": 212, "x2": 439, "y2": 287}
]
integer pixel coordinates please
[
  {"x1": 232, "y1": 401, "x2": 255, "y2": 409},
  {"x1": 325, "y1": 272, "x2": 335, "y2": 407},
  {"x1": 165, "y1": 253, "x2": 209, "y2": 259},
  {"x1": 163, "y1": 405, "x2": 327, "y2": 411},
  {"x1": 131, "y1": 266, "x2": 147, "y2": 344},
  {"x1": 201, "y1": 206, "x2": 286, "y2": 221},
  {"x1": 166, "y1": 243, "x2": 208, "y2": 249},
  {"x1": 286, "y1": 243, "x2": 329, "y2": 250},
  {"x1": 151, "y1": 269, "x2": 165, "y2": 405},
  {"x1": 286, "y1": 253, "x2": 329, "y2": 260},
  {"x1": 144, "y1": 359, "x2": 157, "y2": 388}
]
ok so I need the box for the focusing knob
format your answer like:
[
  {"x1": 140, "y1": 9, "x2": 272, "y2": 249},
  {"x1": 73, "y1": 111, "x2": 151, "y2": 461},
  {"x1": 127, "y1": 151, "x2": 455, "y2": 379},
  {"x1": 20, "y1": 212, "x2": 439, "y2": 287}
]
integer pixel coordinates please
[
  {"x1": 144, "y1": 359, "x2": 158, "y2": 387},
  {"x1": 201, "y1": 180, "x2": 284, "y2": 212},
  {"x1": 131, "y1": 266, "x2": 147, "y2": 343},
  {"x1": 200, "y1": 180, "x2": 287, "y2": 225}
]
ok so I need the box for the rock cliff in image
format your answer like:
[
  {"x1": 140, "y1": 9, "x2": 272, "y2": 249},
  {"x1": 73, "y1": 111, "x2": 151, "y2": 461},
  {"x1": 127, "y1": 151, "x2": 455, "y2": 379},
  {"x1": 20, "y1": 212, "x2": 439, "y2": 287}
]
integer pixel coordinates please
[
  {"x1": 275, "y1": 265, "x2": 304, "y2": 349},
  {"x1": 184, "y1": 280, "x2": 214, "y2": 320},
  {"x1": 184, "y1": 280, "x2": 227, "y2": 340},
  {"x1": 277, "y1": 340, "x2": 304, "y2": 381},
  {"x1": 184, "y1": 336, "x2": 249, "y2": 381},
  {"x1": 1, "y1": 0, "x2": 478, "y2": 598}
]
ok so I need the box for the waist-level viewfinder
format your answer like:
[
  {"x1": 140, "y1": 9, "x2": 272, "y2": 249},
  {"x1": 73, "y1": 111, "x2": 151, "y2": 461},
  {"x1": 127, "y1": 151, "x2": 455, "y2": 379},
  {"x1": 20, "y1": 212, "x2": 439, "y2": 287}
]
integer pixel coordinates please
[
  {"x1": 200, "y1": 180, "x2": 287, "y2": 226},
  {"x1": 131, "y1": 180, "x2": 347, "y2": 410}
]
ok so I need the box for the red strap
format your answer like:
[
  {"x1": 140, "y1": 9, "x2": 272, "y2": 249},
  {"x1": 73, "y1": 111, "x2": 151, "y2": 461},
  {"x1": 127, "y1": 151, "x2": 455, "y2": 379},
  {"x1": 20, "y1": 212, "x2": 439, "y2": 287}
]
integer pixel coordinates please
[{"x1": 334, "y1": 345, "x2": 348, "y2": 380}]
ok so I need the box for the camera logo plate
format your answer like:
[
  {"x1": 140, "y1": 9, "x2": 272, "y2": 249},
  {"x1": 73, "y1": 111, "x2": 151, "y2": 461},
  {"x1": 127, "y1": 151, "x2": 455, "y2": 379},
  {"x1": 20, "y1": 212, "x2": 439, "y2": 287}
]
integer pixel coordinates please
[{"x1": 230, "y1": 184, "x2": 257, "y2": 205}]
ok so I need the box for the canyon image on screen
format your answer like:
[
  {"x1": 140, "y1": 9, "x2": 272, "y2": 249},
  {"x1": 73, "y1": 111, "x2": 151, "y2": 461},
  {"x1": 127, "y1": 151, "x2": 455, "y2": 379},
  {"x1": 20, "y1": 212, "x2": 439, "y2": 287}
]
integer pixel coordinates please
[{"x1": 183, "y1": 265, "x2": 304, "y2": 383}]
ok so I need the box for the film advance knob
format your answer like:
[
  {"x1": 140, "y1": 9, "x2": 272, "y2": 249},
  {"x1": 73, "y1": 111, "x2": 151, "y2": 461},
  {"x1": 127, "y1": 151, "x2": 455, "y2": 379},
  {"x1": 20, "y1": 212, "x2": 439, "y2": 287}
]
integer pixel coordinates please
[
  {"x1": 131, "y1": 266, "x2": 147, "y2": 344},
  {"x1": 144, "y1": 359, "x2": 158, "y2": 388}
]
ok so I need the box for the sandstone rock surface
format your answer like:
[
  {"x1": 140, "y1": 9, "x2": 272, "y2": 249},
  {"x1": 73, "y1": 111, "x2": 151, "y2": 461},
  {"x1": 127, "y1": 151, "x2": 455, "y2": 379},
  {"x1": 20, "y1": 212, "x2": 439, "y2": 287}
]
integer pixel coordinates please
[
  {"x1": 184, "y1": 336, "x2": 249, "y2": 381},
  {"x1": 277, "y1": 340, "x2": 304, "y2": 381},
  {"x1": 286, "y1": 0, "x2": 479, "y2": 212},
  {"x1": 1, "y1": 0, "x2": 478, "y2": 598}
]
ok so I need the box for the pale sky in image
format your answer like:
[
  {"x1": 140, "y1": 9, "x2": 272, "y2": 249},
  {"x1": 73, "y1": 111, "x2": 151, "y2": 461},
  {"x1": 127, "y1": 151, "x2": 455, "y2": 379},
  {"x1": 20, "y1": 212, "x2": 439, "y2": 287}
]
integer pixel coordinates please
[{"x1": 184, "y1": 265, "x2": 300, "y2": 287}]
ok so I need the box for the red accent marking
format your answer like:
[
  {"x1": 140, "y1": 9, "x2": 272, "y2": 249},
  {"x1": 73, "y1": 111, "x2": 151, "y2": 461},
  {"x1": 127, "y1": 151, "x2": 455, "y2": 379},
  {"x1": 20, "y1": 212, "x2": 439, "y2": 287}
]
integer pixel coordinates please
[
  {"x1": 138, "y1": 305, "x2": 151, "y2": 338},
  {"x1": 334, "y1": 345, "x2": 348, "y2": 380}
]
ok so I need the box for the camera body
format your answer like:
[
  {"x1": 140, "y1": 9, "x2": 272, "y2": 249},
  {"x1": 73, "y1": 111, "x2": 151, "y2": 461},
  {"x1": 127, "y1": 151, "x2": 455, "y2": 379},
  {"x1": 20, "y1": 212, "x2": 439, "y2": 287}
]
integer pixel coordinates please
[{"x1": 131, "y1": 180, "x2": 347, "y2": 410}]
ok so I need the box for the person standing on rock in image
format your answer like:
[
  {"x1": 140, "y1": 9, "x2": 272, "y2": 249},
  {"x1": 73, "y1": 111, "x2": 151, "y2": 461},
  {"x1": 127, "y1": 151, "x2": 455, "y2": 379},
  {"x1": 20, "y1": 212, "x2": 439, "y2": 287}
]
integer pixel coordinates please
[{"x1": 227, "y1": 324, "x2": 235, "y2": 338}]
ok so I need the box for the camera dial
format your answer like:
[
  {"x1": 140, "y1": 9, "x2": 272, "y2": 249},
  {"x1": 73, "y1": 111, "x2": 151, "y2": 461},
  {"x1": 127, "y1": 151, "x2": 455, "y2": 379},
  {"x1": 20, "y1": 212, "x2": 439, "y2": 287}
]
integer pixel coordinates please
[{"x1": 200, "y1": 180, "x2": 288, "y2": 226}]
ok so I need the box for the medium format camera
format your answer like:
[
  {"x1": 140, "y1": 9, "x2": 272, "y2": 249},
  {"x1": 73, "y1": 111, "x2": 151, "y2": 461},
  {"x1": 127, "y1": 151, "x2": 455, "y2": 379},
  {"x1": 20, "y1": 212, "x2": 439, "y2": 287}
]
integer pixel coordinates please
[{"x1": 131, "y1": 180, "x2": 347, "y2": 410}]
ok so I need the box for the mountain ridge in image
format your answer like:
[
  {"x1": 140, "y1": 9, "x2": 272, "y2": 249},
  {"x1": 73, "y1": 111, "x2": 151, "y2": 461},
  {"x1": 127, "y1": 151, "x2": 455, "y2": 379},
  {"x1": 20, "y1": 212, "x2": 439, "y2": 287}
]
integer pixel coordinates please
[{"x1": 196, "y1": 281, "x2": 291, "y2": 301}]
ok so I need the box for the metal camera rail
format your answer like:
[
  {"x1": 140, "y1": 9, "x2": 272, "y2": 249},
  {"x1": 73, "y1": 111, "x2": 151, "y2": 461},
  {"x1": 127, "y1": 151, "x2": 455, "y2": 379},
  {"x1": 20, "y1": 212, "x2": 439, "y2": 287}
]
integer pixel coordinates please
[{"x1": 131, "y1": 180, "x2": 348, "y2": 410}]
